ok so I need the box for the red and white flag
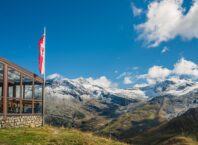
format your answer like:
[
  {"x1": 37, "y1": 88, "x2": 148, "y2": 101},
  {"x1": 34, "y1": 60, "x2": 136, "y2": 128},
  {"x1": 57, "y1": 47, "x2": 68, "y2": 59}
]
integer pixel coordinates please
[{"x1": 38, "y1": 31, "x2": 45, "y2": 75}]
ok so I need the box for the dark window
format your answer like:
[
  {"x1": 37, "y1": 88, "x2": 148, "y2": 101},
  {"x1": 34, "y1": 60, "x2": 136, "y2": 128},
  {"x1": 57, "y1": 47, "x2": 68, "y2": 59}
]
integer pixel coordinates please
[
  {"x1": 22, "y1": 76, "x2": 33, "y2": 99},
  {"x1": 22, "y1": 76, "x2": 33, "y2": 113},
  {"x1": 34, "y1": 101, "x2": 42, "y2": 113},
  {"x1": 7, "y1": 67, "x2": 20, "y2": 114},
  {"x1": 34, "y1": 81, "x2": 42, "y2": 114},
  {"x1": 34, "y1": 81, "x2": 42, "y2": 100},
  {"x1": 23, "y1": 103, "x2": 32, "y2": 114}
]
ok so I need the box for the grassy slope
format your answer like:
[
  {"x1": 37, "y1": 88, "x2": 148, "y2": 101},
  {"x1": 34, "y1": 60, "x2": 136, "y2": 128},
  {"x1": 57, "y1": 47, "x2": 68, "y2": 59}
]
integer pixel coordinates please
[
  {"x1": 129, "y1": 108, "x2": 198, "y2": 145},
  {"x1": 99, "y1": 104, "x2": 166, "y2": 140},
  {"x1": 159, "y1": 136, "x2": 198, "y2": 145},
  {"x1": 0, "y1": 126, "x2": 127, "y2": 145}
]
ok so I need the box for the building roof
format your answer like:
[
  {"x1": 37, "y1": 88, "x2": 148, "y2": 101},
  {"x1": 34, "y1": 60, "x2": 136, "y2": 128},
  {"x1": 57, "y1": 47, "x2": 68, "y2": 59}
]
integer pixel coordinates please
[{"x1": 0, "y1": 57, "x2": 44, "y2": 83}]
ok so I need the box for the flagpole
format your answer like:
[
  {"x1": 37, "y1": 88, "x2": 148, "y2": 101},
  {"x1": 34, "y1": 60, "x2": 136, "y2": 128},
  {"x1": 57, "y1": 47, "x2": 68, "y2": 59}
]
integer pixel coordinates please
[
  {"x1": 44, "y1": 27, "x2": 46, "y2": 81},
  {"x1": 42, "y1": 27, "x2": 46, "y2": 126}
]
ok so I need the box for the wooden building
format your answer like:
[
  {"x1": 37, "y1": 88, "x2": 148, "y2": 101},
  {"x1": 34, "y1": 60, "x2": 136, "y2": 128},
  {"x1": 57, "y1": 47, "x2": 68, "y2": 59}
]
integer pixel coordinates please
[{"x1": 0, "y1": 57, "x2": 44, "y2": 128}]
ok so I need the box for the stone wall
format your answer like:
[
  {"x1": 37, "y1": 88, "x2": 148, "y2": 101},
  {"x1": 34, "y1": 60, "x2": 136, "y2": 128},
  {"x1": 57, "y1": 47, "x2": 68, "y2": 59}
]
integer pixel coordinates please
[{"x1": 0, "y1": 115, "x2": 43, "y2": 128}]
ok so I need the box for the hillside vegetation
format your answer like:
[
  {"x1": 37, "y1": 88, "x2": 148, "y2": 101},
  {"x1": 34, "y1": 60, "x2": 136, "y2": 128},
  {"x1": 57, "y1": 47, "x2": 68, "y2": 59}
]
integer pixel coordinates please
[
  {"x1": 129, "y1": 107, "x2": 198, "y2": 145},
  {"x1": 0, "y1": 126, "x2": 127, "y2": 145},
  {"x1": 99, "y1": 104, "x2": 166, "y2": 140}
]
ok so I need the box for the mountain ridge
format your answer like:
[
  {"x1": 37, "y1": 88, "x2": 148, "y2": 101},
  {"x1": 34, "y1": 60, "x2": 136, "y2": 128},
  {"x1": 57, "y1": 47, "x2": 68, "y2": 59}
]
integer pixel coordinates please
[{"x1": 45, "y1": 73, "x2": 198, "y2": 144}]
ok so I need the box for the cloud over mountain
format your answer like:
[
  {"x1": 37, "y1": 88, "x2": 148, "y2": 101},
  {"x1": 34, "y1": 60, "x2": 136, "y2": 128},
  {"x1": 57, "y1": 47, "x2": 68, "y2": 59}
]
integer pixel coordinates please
[
  {"x1": 173, "y1": 58, "x2": 198, "y2": 77},
  {"x1": 123, "y1": 76, "x2": 133, "y2": 85},
  {"x1": 130, "y1": 58, "x2": 198, "y2": 86},
  {"x1": 147, "y1": 66, "x2": 171, "y2": 84},
  {"x1": 87, "y1": 76, "x2": 118, "y2": 88}
]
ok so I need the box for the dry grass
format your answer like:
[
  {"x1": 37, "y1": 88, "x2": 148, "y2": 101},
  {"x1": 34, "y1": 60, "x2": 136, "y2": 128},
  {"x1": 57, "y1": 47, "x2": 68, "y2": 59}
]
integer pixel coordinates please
[{"x1": 0, "y1": 126, "x2": 127, "y2": 145}]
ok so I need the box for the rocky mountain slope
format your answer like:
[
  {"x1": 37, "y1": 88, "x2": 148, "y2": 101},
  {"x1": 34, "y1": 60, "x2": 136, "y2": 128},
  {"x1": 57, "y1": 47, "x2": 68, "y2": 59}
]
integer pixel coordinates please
[
  {"x1": 146, "y1": 78, "x2": 198, "y2": 119},
  {"x1": 45, "y1": 74, "x2": 146, "y2": 129},
  {"x1": 99, "y1": 78, "x2": 198, "y2": 140},
  {"x1": 44, "y1": 73, "x2": 198, "y2": 143}
]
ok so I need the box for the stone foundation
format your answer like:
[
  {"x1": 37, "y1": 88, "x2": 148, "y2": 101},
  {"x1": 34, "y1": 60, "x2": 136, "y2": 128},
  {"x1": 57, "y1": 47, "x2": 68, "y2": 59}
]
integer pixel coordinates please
[{"x1": 0, "y1": 115, "x2": 43, "y2": 128}]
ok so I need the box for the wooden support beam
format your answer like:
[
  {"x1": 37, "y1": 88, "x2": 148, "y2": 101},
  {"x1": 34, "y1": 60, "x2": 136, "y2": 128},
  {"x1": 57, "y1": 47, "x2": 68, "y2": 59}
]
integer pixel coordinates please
[
  {"x1": 32, "y1": 78, "x2": 34, "y2": 114},
  {"x1": 3, "y1": 64, "x2": 8, "y2": 118},
  {"x1": 23, "y1": 84, "x2": 25, "y2": 113},
  {"x1": 20, "y1": 74, "x2": 23, "y2": 114}
]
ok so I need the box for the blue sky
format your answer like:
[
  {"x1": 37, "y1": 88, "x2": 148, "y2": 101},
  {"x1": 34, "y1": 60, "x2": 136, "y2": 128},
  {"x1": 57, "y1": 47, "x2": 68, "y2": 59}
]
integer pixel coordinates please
[{"x1": 0, "y1": 0, "x2": 198, "y2": 88}]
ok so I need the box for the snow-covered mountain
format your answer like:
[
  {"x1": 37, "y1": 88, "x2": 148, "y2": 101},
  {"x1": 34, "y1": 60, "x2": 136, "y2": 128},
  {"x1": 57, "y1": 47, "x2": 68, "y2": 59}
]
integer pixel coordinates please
[
  {"x1": 45, "y1": 74, "x2": 198, "y2": 122},
  {"x1": 45, "y1": 73, "x2": 198, "y2": 129},
  {"x1": 45, "y1": 74, "x2": 198, "y2": 106},
  {"x1": 135, "y1": 78, "x2": 198, "y2": 119},
  {"x1": 45, "y1": 74, "x2": 148, "y2": 128},
  {"x1": 136, "y1": 78, "x2": 198, "y2": 98},
  {"x1": 46, "y1": 74, "x2": 147, "y2": 102}
]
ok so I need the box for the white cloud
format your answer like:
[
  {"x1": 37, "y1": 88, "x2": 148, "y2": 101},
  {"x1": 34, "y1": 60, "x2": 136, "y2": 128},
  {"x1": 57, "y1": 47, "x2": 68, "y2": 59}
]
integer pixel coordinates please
[
  {"x1": 118, "y1": 66, "x2": 171, "y2": 85},
  {"x1": 137, "y1": 74, "x2": 147, "y2": 79},
  {"x1": 116, "y1": 72, "x2": 131, "y2": 79},
  {"x1": 87, "y1": 76, "x2": 117, "y2": 88},
  {"x1": 131, "y1": 3, "x2": 143, "y2": 17},
  {"x1": 136, "y1": 0, "x2": 198, "y2": 47},
  {"x1": 161, "y1": 46, "x2": 169, "y2": 53},
  {"x1": 123, "y1": 76, "x2": 133, "y2": 85},
  {"x1": 116, "y1": 72, "x2": 134, "y2": 85},
  {"x1": 173, "y1": 58, "x2": 198, "y2": 77},
  {"x1": 134, "y1": 58, "x2": 198, "y2": 85},
  {"x1": 147, "y1": 66, "x2": 171, "y2": 84},
  {"x1": 47, "y1": 73, "x2": 64, "y2": 80},
  {"x1": 134, "y1": 83, "x2": 148, "y2": 88},
  {"x1": 116, "y1": 58, "x2": 198, "y2": 86}
]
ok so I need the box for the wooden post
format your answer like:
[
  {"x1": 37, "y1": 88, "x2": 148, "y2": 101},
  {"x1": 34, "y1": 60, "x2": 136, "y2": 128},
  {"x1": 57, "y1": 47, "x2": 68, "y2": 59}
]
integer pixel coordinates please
[
  {"x1": 32, "y1": 78, "x2": 34, "y2": 114},
  {"x1": 3, "y1": 64, "x2": 8, "y2": 118},
  {"x1": 19, "y1": 74, "x2": 23, "y2": 114},
  {"x1": 23, "y1": 84, "x2": 25, "y2": 113}
]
